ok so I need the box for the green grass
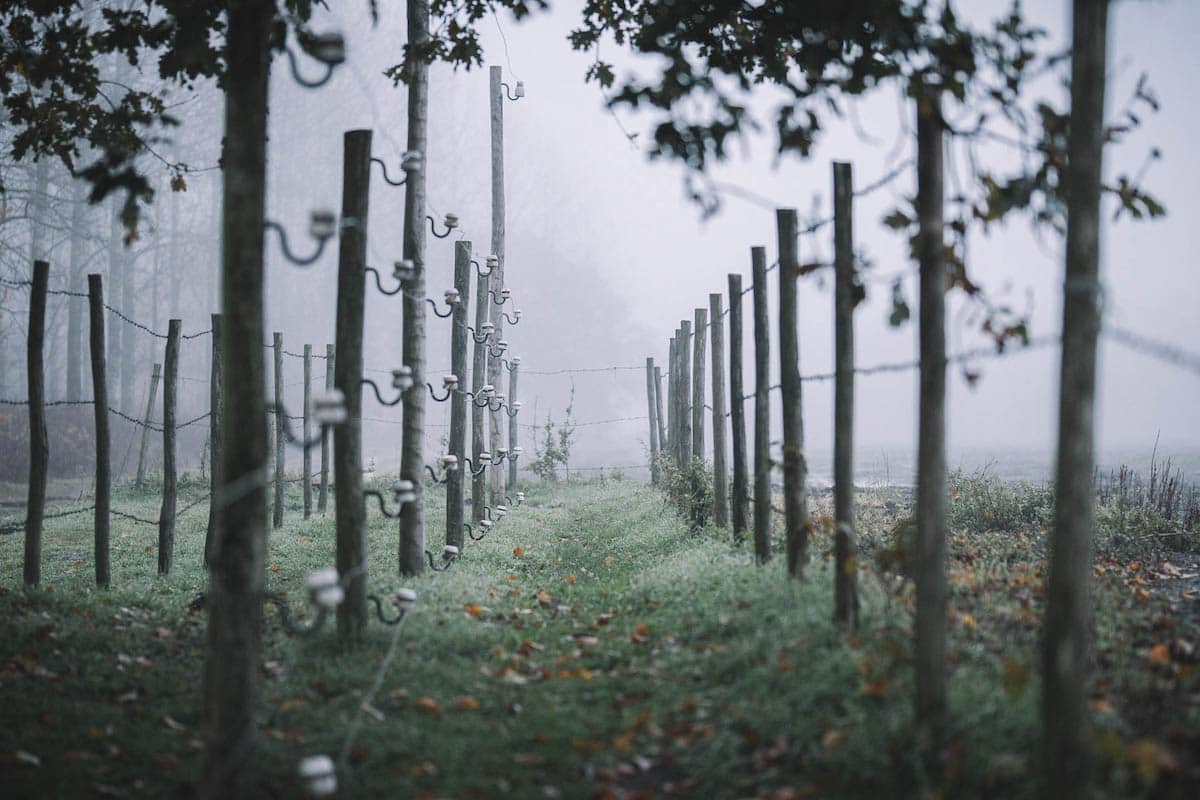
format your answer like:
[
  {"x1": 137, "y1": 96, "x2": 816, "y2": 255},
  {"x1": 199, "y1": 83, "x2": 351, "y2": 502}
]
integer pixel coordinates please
[{"x1": 1, "y1": 476, "x2": 1196, "y2": 798}]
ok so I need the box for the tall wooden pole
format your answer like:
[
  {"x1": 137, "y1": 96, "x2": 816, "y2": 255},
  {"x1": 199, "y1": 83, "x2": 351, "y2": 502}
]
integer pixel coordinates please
[
  {"x1": 691, "y1": 308, "x2": 707, "y2": 463},
  {"x1": 1044, "y1": 2, "x2": 1109, "y2": 794},
  {"x1": 23, "y1": 260, "x2": 49, "y2": 588},
  {"x1": 66, "y1": 190, "x2": 87, "y2": 402},
  {"x1": 471, "y1": 269, "x2": 490, "y2": 523},
  {"x1": 777, "y1": 209, "x2": 808, "y2": 578},
  {"x1": 135, "y1": 363, "x2": 162, "y2": 489},
  {"x1": 205, "y1": 313, "x2": 223, "y2": 566},
  {"x1": 667, "y1": 336, "x2": 677, "y2": 464},
  {"x1": 398, "y1": 0, "x2": 430, "y2": 576},
  {"x1": 832, "y1": 162, "x2": 859, "y2": 627},
  {"x1": 334, "y1": 129, "x2": 372, "y2": 645},
  {"x1": 487, "y1": 65, "x2": 508, "y2": 508},
  {"x1": 645, "y1": 357, "x2": 660, "y2": 483},
  {"x1": 709, "y1": 293, "x2": 728, "y2": 529},
  {"x1": 914, "y1": 88, "x2": 947, "y2": 732},
  {"x1": 678, "y1": 320, "x2": 692, "y2": 469},
  {"x1": 319, "y1": 343, "x2": 333, "y2": 513},
  {"x1": 751, "y1": 249, "x2": 771, "y2": 564},
  {"x1": 272, "y1": 332, "x2": 284, "y2": 529},
  {"x1": 447, "y1": 240, "x2": 471, "y2": 550},
  {"x1": 302, "y1": 344, "x2": 313, "y2": 519},
  {"x1": 88, "y1": 274, "x2": 110, "y2": 588},
  {"x1": 200, "y1": 2, "x2": 273, "y2": 793},
  {"x1": 158, "y1": 319, "x2": 180, "y2": 575},
  {"x1": 653, "y1": 364, "x2": 667, "y2": 458},
  {"x1": 507, "y1": 361, "x2": 519, "y2": 491},
  {"x1": 728, "y1": 273, "x2": 749, "y2": 541}
]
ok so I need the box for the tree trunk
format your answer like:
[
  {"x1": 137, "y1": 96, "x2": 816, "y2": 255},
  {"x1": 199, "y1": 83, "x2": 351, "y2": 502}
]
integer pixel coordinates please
[
  {"x1": 199, "y1": 2, "x2": 273, "y2": 794},
  {"x1": 833, "y1": 161, "x2": 859, "y2": 627},
  {"x1": 728, "y1": 273, "x2": 749, "y2": 542},
  {"x1": 398, "y1": 0, "x2": 430, "y2": 576},
  {"x1": 23, "y1": 260, "x2": 49, "y2": 588},
  {"x1": 88, "y1": 274, "x2": 111, "y2": 588},
  {"x1": 914, "y1": 88, "x2": 948, "y2": 733},
  {"x1": 1042, "y1": 2, "x2": 1109, "y2": 795},
  {"x1": 447, "y1": 240, "x2": 471, "y2": 549}
]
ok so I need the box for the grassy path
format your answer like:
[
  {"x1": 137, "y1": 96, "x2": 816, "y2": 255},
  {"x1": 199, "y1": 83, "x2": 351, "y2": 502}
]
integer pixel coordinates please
[{"x1": 1, "y1": 478, "x2": 1196, "y2": 798}]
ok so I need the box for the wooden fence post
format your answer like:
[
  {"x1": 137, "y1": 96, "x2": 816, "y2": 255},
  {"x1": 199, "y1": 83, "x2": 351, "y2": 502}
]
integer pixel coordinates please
[
  {"x1": 205, "y1": 313, "x2": 222, "y2": 566},
  {"x1": 158, "y1": 318, "x2": 180, "y2": 575},
  {"x1": 302, "y1": 344, "x2": 313, "y2": 519},
  {"x1": 88, "y1": 273, "x2": 111, "y2": 587},
  {"x1": 709, "y1": 293, "x2": 728, "y2": 529},
  {"x1": 653, "y1": 364, "x2": 667, "y2": 457},
  {"x1": 487, "y1": 65, "x2": 508, "y2": 511},
  {"x1": 23, "y1": 260, "x2": 49, "y2": 588},
  {"x1": 833, "y1": 161, "x2": 859, "y2": 626},
  {"x1": 447, "y1": 240, "x2": 471, "y2": 550},
  {"x1": 334, "y1": 128, "x2": 372, "y2": 644},
  {"x1": 777, "y1": 208, "x2": 808, "y2": 578},
  {"x1": 728, "y1": 274, "x2": 749, "y2": 541},
  {"x1": 692, "y1": 308, "x2": 707, "y2": 463},
  {"x1": 319, "y1": 343, "x2": 333, "y2": 513},
  {"x1": 507, "y1": 360, "x2": 519, "y2": 491},
  {"x1": 272, "y1": 331, "x2": 284, "y2": 529},
  {"x1": 752, "y1": 248, "x2": 771, "y2": 564},
  {"x1": 678, "y1": 319, "x2": 692, "y2": 470},
  {"x1": 645, "y1": 357, "x2": 660, "y2": 483},
  {"x1": 135, "y1": 363, "x2": 162, "y2": 489},
  {"x1": 667, "y1": 336, "x2": 676, "y2": 465},
  {"x1": 471, "y1": 268, "x2": 490, "y2": 524}
]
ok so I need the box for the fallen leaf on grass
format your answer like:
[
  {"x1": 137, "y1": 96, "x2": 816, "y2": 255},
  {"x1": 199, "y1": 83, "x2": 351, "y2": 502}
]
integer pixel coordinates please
[
  {"x1": 454, "y1": 696, "x2": 481, "y2": 711},
  {"x1": 860, "y1": 678, "x2": 891, "y2": 697},
  {"x1": 821, "y1": 729, "x2": 847, "y2": 752},
  {"x1": 414, "y1": 697, "x2": 443, "y2": 718},
  {"x1": 514, "y1": 753, "x2": 547, "y2": 766},
  {"x1": 465, "y1": 604, "x2": 485, "y2": 619},
  {"x1": 631, "y1": 623, "x2": 651, "y2": 644},
  {"x1": 565, "y1": 574, "x2": 577, "y2": 585},
  {"x1": 513, "y1": 547, "x2": 525, "y2": 558},
  {"x1": 1147, "y1": 643, "x2": 1171, "y2": 666}
]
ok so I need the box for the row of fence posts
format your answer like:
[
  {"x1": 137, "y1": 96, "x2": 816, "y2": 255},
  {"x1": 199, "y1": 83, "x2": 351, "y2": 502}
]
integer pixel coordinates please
[{"x1": 643, "y1": 162, "x2": 860, "y2": 625}]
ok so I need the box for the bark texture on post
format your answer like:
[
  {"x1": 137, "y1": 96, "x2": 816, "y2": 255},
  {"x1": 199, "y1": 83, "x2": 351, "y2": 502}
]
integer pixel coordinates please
[
  {"x1": 200, "y1": 4, "x2": 273, "y2": 793},
  {"x1": 302, "y1": 344, "x2": 312, "y2": 518},
  {"x1": 272, "y1": 332, "x2": 284, "y2": 529},
  {"x1": 751, "y1": 249, "x2": 771, "y2": 564},
  {"x1": 692, "y1": 308, "x2": 707, "y2": 463},
  {"x1": 88, "y1": 274, "x2": 110, "y2": 587},
  {"x1": 777, "y1": 209, "x2": 808, "y2": 578},
  {"x1": 157, "y1": 319, "x2": 180, "y2": 575},
  {"x1": 447, "y1": 240, "x2": 471, "y2": 550},
  {"x1": 319, "y1": 344, "x2": 333, "y2": 513},
  {"x1": 709, "y1": 293, "x2": 728, "y2": 529},
  {"x1": 471, "y1": 270, "x2": 490, "y2": 524},
  {"x1": 667, "y1": 336, "x2": 677, "y2": 464},
  {"x1": 914, "y1": 89, "x2": 948, "y2": 732},
  {"x1": 678, "y1": 320, "x2": 692, "y2": 469},
  {"x1": 653, "y1": 364, "x2": 667, "y2": 458},
  {"x1": 728, "y1": 273, "x2": 749, "y2": 541},
  {"x1": 23, "y1": 260, "x2": 49, "y2": 588},
  {"x1": 398, "y1": 0, "x2": 430, "y2": 576},
  {"x1": 487, "y1": 65, "x2": 508, "y2": 508},
  {"x1": 205, "y1": 314, "x2": 223, "y2": 566},
  {"x1": 832, "y1": 162, "x2": 859, "y2": 627},
  {"x1": 334, "y1": 129, "x2": 372, "y2": 645},
  {"x1": 1043, "y1": 2, "x2": 1109, "y2": 794},
  {"x1": 135, "y1": 363, "x2": 162, "y2": 489},
  {"x1": 645, "y1": 357, "x2": 660, "y2": 483}
]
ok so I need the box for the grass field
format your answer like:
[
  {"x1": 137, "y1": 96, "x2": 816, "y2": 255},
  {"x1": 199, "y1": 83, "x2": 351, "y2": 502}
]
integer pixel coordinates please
[{"x1": 1, "y1": 476, "x2": 1197, "y2": 798}]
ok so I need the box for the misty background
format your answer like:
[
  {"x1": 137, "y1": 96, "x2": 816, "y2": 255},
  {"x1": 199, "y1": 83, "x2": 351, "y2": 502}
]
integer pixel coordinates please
[{"x1": 1, "y1": 0, "x2": 1196, "y2": 493}]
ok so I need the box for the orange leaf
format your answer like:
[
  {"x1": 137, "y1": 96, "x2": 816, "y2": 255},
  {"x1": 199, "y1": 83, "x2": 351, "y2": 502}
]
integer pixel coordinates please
[
  {"x1": 465, "y1": 604, "x2": 484, "y2": 619},
  {"x1": 565, "y1": 574, "x2": 577, "y2": 585},
  {"x1": 453, "y1": 696, "x2": 480, "y2": 711},
  {"x1": 513, "y1": 547, "x2": 525, "y2": 558},
  {"x1": 414, "y1": 697, "x2": 443, "y2": 718},
  {"x1": 270, "y1": 564, "x2": 282, "y2": 573},
  {"x1": 631, "y1": 623, "x2": 651, "y2": 644},
  {"x1": 1147, "y1": 643, "x2": 1171, "y2": 666},
  {"x1": 861, "y1": 677, "x2": 892, "y2": 697}
]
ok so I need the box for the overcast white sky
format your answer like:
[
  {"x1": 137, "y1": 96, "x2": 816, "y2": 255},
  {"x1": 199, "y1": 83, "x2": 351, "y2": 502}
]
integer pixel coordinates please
[{"x1": 260, "y1": 0, "x2": 1199, "y2": 480}]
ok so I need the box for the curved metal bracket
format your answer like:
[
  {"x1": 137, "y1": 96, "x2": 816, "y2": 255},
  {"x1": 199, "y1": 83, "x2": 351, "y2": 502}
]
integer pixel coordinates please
[
  {"x1": 426, "y1": 382, "x2": 453, "y2": 403},
  {"x1": 424, "y1": 464, "x2": 452, "y2": 485},
  {"x1": 468, "y1": 326, "x2": 492, "y2": 345},
  {"x1": 465, "y1": 522, "x2": 487, "y2": 541},
  {"x1": 269, "y1": 403, "x2": 325, "y2": 450},
  {"x1": 366, "y1": 266, "x2": 404, "y2": 297},
  {"x1": 462, "y1": 457, "x2": 489, "y2": 478},
  {"x1": 471, "y1": 259, "x2": 493, "y2": 278},
  {"x1": 362, "y1": 378, "x2": 404, "y2": 407},
  {"x1": 425, "y1": 297, "x2": 453, "y2": 318},
  {"x1": 264, "y1": 592, "x2": 330, "y2": 636},
  {"x1": 368, "y1": 594, "x2": 410, "y2": 625},
  {"x1": 425, "y1": 550, "x2": 456, "y2": 572},
  {"x1": 500, "y1": 81, "x2": 523, "y2": 102},
  {"x1": 364, "y1": 489, "x2": 405, "y2": 519},
  {"x1": 500, "y1": 357, "x2": 520, "y2": 372},
  {"x1": 487, "y1": 344, "x2": 506, "y2": 359},
  {"x1": 502, "y1": 310, "x2": 521, "y2": 326},
  {"x1": 504, "y1": 405, "x2": 520, "y2": 419},
  {"x1": 264, "y1": 220, "x2": 330, "y2": 267},
  {"x1": 285, "y1": 46, "x2": 337, "y2": 89},
  {"x1": 427, "y1": 215, "x2": 453, "y2": 239},
  {"x1": 370, "y1": 157, "x2": 407, "y2": 187},
  {"x1": 488, "y1": 289, "x2": 511, "y2": 306}
]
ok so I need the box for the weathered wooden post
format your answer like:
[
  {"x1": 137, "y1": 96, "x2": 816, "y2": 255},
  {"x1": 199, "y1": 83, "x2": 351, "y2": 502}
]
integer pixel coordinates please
[
  {"x1": 88, "y1": 273, "x2": 111, "y2": 587},
  {"x1": 729, "y1": 274, "x2": 749, "y2": 541},
  {"x1": 832, "y1": 162, "x2": 859, "y2": 626},
  {"x1": 678, "y1": 319, "x2": 692, "y2": 470},
  {"x1": 487, "y1": 64, "x2": 509, "y2": 509},
  {"x1": 692, "y1": 308, "x2": 707, "y2": 463},
  {"x1": 507, "y1": 360, "x2": 519, "y2": 491},
  {"x1": 158, "y1": 318, "x2": 180, "y2": 575},
  {"x1": 319, "y1": 343, "x2": 333, "y2": 513},
  {"x1": 447, "y1": 240, "x2": 471, "y2": 550},
  {"x1": 777, "y1": 209, "x2": 808, "y2": 578},
  {"x1": 135, "y1": 363, "x2": 162, "y2": 489},
  {"x1": 302, "y1": 344, "x2": 313, "y2": 519},
  {"x1": 66, "y1": 191, "x2": 87, "y2": 403},
  {"x1": 645, "y1": 357, "x2": 660, "y2": 483},
  {"x1": 334, "y1": 128, "x2": 372, "y2": 644},
  {"x1": 205, "y1": 313, "x2": 222, "y2": 566},
  {"x1": 272, "y1": 331, "x2": 284, "y2": 529},
  {"x1": 471, "y1": 268, "x2": 490, "y2": 523},
  {"x1": 752, "y1": 248, "x2": 771, "y2": 564},
  {"x1": 23, "y1": 260, "x2": 49, "y2": 588},
  {"x1": 653, "y1": 363, "x2": 667, "y2": 457},
  {"x1": 914, "y1": 88, "x2": 948, "y2": 730},
  {"x1": 709, "y1": 293, "x2": 728, "y2": 529},
  {"x1": 667, "y1": 336, "x2": 677, "y2": 465}
]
